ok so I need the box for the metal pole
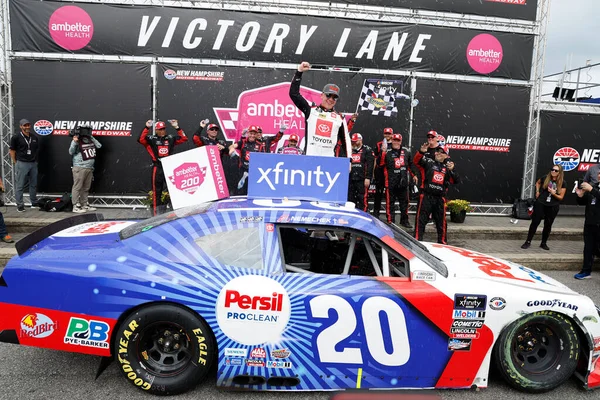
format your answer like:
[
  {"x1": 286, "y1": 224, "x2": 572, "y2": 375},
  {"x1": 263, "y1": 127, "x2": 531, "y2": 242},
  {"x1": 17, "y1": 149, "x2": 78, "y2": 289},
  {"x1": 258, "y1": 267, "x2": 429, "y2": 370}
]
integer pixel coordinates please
[
  {"x1": 574, "y1": 68, "x2": 581, "y2": 102},
  {"x1": 151, "y1": 62, "x2": 157, "y2": 135},
  {"x1": 408, "y1": 75, "x2": 416, "y2": 148}
]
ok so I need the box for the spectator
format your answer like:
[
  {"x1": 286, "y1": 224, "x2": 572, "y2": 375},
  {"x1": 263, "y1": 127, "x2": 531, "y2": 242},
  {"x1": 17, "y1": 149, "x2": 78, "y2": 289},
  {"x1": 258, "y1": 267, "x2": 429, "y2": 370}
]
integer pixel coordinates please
[
  {"x1": 574, "y1": 170, "x2": 600, "y2": 279},
  {"x1": 229, "y1": 125, "x2": 264, "y2": 195},
  {"x1": 69, "y1": 128, "x2": 102, "y2": 213},
  {"x1": 583, "y1": 164, "x2": 600, "y2": 185},
  {"x1": 373, "y1": 127, "x2": 393, "y2": 218},
  {"x1": 521, "y1": 164, "x2": 566, "y2": 250},
  {"x1": 414, "y1": 144, "x2": 459, "y2": 244},
  {"x1": 0, "y1": 177, "x2": 14, "y2": 243},
  {"x1": 384, "y1": 133, "x2": 415, "y2": 228},
  {"x1": 277, "y1": 134, "x2": 304, "y2": 155},
  {"x1": 138, "y1": 119, "x2": 188, "y2": 216},
  {"x1": 9, "y1": 118, "x2": 40, "y2": 212},
  {"x1": 193, "y1": 120, "x2": 228, "y2": 158},
  {"x1": 348, "y1": 133, "x2": 374, "y2": 212},
  {"x1": 289, "y1": 61, "x2": 351, "y2": 158}
]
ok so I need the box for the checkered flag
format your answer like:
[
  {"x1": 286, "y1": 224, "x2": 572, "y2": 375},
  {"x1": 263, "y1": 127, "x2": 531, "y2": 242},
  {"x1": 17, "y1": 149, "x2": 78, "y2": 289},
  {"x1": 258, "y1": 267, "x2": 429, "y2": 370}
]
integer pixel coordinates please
[{"x1": 357, "y1": 79, "x2": 403, "y2": 117}]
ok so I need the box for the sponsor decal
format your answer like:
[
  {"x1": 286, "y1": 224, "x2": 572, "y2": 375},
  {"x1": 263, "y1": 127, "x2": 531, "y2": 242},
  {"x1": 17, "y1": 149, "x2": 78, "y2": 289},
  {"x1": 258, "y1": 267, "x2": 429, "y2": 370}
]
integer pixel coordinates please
[
  {"x1": 64, "y1": 317, "x2": 110, "y2": 348},
  {"x1": 452, "y1": 332, "x2": 480, "y2": 339},
  {"x1": 526, "y1": 299, "x2": 578, "y2": 311},
  {"x1": 553, "y1": 147, "x2": 580, "y2": 172},
  {"x1": 20, "y1": 313, "x2": 58, "y2": 339},
  {"x1": 445, "y1": 136, "x2": 511, "y2": 152},
  {"x1": 486, "y1": 0, "x2": 527, "y2": 4},
  {"x1": 34, "y1": 120, "x2": 54, "y2": 136},
  {"x1": 216, "y1": 275, "x2": 291, "y2": 345},
  {"x1": 489, "y1": 297, "x2": 507, "y2": 310},
  {"x1": 53, "y1": 221, "x2": 134, "y2": 237},
  {"x1": 51, "y1": 120, "x2": 133, "y2": 136},
  {"x1": 48, "y1": 6, "x2": 94, "y2": 51},
  {"x1": 452, "y1": 310, "x2": 486, "y2": 320},
  {"x1": 164, "y1": 69, "x2": 176, "y2": 80},
  {"x1": 448, "y1": 338, "x2": 472, "y2": 351},
  {"x1": 267, "y1": 360, "x2": 292, "y2": 369},
  {"x1": 225, "y1": 358, "x2": 243, "y2": 366},
  {"x1": 224, "y1": 348, "x2": 248, "y2": 357},
  {"x1": 454, "y1": 294, "x2": 487, "y2": 311},
  {"x1": 167, "y1": 162, "x2": 207, "y2": 195},
  {"x1": 245, "y1": 359, "x2": 266, "y2": 367},
  {"x1": 167, "y1": 69, "x2": 225, "y2": 81},
  {"x1": 240, "y1": 216, "x2": 264, "y2": 223},
  {"x1": 466, "y1": 33, "x2": 503, "y2": 74},
  {"x1": 450, "y1": 327, "x2": 478, "y2": 335},
  {"x1": 451, "y1": 319, "x2": 484, "y2": 329},
  {"x1": 270, "y1": 348, "x2": 291, "y2": 359},
  {"x1": 250, "y1": 348, "x2": 266, "y2": 359},
  {"x1": 266, "y1": 223, "x2": 275, "y2": 232},
  {"x1": 412, "y1": 270, "x2": 436, "y2": 281}
]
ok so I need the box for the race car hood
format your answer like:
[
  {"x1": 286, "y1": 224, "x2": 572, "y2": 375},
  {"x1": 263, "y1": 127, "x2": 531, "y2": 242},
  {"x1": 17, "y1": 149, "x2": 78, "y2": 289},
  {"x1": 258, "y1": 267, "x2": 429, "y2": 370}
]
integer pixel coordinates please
[{"x1": 423, "y1": 243, "x2": 575, "y2": 293}]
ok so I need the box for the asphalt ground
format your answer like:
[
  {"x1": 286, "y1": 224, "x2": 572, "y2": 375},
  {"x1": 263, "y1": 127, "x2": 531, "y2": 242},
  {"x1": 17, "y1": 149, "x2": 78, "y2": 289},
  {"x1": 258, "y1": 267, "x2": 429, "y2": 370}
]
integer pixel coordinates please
[{"x1": 0, "y1": 270, "x2": 599, "y2": 400}]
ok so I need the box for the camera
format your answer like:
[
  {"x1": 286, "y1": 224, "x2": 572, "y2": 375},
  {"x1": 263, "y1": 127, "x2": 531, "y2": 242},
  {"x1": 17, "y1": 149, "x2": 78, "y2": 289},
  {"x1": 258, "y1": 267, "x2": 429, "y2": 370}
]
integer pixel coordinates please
[{"x1": 69, "y1": 126, "x2": 92, "y2": 137}]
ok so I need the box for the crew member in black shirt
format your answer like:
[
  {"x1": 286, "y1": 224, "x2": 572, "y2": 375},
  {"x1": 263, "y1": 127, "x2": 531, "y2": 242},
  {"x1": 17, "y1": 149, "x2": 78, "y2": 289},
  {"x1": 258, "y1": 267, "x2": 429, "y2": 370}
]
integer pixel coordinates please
[{"x1": 9, "y1": 118, "x2": 40, "y2": 212}]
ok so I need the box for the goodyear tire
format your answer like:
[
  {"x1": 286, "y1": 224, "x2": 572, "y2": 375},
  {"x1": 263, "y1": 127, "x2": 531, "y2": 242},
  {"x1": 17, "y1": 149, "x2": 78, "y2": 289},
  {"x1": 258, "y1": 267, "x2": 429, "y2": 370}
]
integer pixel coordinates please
[
  {"x1": 114, "y1": 304, "x2": 215, "y2": 396},
  {"x1": 493, "y1": 311, "x2": 579, "y2": 393}
]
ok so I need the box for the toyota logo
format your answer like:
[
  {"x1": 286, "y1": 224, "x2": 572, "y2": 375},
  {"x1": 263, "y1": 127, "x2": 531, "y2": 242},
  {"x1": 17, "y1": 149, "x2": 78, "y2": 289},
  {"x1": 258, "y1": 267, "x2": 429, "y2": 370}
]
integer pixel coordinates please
[{"x1": 318, "y1": 124, "x2": 330, "y2": 133}]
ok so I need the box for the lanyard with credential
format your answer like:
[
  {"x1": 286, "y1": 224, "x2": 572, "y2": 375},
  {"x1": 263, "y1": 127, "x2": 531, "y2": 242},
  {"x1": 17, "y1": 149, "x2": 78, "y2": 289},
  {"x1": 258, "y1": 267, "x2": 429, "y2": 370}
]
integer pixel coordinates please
[{"x1": 21, "y1": 132, "x2": 31, "y2": 155}]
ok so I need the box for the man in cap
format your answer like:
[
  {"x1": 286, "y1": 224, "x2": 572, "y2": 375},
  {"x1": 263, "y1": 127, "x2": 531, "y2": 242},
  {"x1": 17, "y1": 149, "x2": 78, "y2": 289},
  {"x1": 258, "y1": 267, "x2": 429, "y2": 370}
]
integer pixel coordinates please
[
  {"x1": 9, "y1": 118, "x2": 40, "y2": 212},
  {"x1": 229, "y1": 125, "x2": 264, "y2": 195},
  {"x1": 348, "y1": 133, "x2": 374, "y2": 211},
  {"x1": 414, "y1": 143, "x2": 459, "y2": 244},
  {"x1": 373, "y1": 127, "x2": 394, "y2": 218},
  {"x1": 384, "y1": 133, "x2": 414, "y2": 228},
  {"x1": 289, "y1": 61, "x2": 351, "y2": 158},
  {"x1": 258, "y1": 125, "x2": 288, "y2": 153},
  {"x1": 193, "y1": 120, "x2": 228, "y2": 159},
  {"x1": 277, "y1": 134, "x2": 304, "y2": 155},
  {"x1": 139, "y1": 119, "x2": 188, "y2": 216}
]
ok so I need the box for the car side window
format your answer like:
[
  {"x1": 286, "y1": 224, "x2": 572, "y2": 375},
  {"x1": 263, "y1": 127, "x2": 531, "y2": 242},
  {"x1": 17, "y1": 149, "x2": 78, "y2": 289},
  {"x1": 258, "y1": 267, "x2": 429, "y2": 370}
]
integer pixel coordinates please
[
  {"x1": 278, "y1": 226, "x2": 407, "y2": 277},
  {"x1": 194, "y1": 227, "x2": 263, "y2": 270}
]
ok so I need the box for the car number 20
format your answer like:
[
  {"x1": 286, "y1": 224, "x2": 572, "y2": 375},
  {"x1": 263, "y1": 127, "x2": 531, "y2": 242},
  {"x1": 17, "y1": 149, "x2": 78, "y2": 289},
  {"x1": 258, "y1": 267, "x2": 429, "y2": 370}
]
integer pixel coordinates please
[{"x1": 309, "y1": 295, "x2": 410, "y2": 366}]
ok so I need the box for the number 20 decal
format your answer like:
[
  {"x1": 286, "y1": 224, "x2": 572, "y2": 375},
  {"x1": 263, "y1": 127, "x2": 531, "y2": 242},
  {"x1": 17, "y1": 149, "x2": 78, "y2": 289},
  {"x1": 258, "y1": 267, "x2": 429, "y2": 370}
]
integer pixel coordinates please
[{"x1": 309, "y1": 295, "x2": 410, "y2": 366}]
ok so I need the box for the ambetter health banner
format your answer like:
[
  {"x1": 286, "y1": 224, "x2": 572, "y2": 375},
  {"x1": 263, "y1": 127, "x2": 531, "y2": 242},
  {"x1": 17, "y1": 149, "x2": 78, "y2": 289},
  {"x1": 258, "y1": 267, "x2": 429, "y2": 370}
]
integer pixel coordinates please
[{"x1": 10, "y1": 0, "x2": 533, "y2": 79}]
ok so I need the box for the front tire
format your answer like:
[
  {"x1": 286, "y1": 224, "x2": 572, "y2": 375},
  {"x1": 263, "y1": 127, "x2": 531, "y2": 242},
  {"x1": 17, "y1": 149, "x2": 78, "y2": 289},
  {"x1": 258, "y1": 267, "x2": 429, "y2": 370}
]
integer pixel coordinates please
[
  {"x1": 493, "y1": 311, "x2": 579, "y2": 393},
  {"x1": 114, "y1": 303, "x2": 216, "y2": 395}
]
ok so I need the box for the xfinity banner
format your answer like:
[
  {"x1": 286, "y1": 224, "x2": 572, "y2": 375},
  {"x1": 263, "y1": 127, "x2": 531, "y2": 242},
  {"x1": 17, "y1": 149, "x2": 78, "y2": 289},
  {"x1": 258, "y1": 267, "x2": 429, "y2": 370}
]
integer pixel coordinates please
[
  {"x1": 10, "y1": 0, "x2": 533, "y2": 79},
  {"x1": 248, "y1": 153, "x2": 349, "y2": 203}
]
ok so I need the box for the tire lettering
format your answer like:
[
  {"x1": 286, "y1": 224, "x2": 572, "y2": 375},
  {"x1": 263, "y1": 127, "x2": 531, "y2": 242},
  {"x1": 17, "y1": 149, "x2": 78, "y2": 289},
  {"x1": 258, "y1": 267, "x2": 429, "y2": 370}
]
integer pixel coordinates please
[
  {"x1": 193, "y1": 328, "x2": 208, "y2": 365},
  {"x1": 118, "y1": 318, "x2": 152, "y2": 391}
]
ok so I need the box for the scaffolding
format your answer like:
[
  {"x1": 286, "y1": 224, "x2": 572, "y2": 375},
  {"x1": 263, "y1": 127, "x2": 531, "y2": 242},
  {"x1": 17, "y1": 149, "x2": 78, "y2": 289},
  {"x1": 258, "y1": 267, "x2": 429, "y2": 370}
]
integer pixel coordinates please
[{"x1": 0, "y1": 0, "x2": 549, "y2": 212}]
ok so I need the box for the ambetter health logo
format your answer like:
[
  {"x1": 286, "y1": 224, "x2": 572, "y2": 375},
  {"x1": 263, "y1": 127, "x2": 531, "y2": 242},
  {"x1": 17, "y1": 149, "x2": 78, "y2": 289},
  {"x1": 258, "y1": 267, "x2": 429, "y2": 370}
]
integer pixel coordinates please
[
  {"x1": 49, "y1": 6, "x2": 94, "y2": 51},
  {"x1": 466, "y1": 34, "x2": 503, "y2": 74}
]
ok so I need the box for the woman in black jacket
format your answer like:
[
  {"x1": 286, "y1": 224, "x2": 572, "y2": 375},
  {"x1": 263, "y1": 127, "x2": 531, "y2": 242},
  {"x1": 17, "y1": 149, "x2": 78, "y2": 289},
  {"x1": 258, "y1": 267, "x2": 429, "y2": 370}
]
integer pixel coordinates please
[{"x1": 521, "y1": 164, "x2": 566, "y2": 251}]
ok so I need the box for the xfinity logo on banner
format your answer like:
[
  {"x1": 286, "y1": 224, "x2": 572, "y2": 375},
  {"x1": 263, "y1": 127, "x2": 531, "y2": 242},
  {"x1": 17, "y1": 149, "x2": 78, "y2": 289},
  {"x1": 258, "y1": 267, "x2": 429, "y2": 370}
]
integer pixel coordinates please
[
  {"x1": 248, "y1": 153, "x2": 349, "y2": 203},
  {"x1": 48, "y1": 6, "x2": 94, "y2": 51},
  {"x1": 42, "y1": 120, "x2": 134, "y2": 136},
  {"x1": 553, "y1": 147, "x2": 600, "y2": 172},
  {"x1": 446, "y1": 136, "x2": 511, "y2": 152}
]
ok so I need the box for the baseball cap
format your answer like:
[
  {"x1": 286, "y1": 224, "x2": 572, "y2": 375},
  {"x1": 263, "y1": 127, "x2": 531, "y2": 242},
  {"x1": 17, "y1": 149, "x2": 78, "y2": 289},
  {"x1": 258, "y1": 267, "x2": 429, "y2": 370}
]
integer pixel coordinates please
[
  {"x1": 351, "y1": 133, "x2": 363, "y2": 141},
  {"x1": 427, "y1": 130, "x2": 438, "y2": 138},
  {"x1": 383, "y1": 127, "x2": 393, "y2": 134},
  {"x1": 207, "y1": 124, "x2": 220, "y2": 130},
  {"x1": 19, "y1": 119, "x2": 31, "y2": 126},
  {"x1": 247, "y1": 125, "x2": 259, "y2": 132},
  {"x1": 323, "y1": 84, "x2": 340, "y2": 96},
  {"x1": 392, "y1": 133, "x2": 402, "y2": 141},
  {"x1": 155, "y1": 121, "x2": 166, "y2": 130},
  {"x1": 435, "y1": 145, "x2": 447, "y2": 154},
  {"x1": 289, "y1": 134, "x2": 299, "y2": 142}
]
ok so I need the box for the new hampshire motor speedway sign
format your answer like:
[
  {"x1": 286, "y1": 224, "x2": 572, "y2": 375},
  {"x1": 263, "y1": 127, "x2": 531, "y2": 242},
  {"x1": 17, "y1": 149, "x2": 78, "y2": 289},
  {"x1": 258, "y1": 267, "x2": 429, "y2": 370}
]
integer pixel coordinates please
[{"x1": 248, "y1": 153, "x2": 349, "y2": 203}]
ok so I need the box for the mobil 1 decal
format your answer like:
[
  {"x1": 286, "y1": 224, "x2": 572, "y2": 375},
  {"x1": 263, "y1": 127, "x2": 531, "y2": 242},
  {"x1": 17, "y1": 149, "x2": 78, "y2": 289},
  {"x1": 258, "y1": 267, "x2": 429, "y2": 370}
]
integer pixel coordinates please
[
  {"x1": 538, "y1": 111, "x2": 600, "y2": 205},
  {"x1": 12, "y1": 0, "x2": 532, "y2": 79},
  {"x1": 216, "y1": 274, "x2": 454, "y2": 388}
]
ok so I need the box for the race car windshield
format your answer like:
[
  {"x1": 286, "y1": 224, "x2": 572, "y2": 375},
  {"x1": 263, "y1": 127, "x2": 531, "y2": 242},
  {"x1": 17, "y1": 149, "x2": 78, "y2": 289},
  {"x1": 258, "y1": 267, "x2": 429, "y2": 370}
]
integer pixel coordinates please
[
  {"x1": 119, "y1": 202, "x2": 214, "y2": 240},
  {"x1": 387, "y1": 222, "x2": 448, "y2": 277}
]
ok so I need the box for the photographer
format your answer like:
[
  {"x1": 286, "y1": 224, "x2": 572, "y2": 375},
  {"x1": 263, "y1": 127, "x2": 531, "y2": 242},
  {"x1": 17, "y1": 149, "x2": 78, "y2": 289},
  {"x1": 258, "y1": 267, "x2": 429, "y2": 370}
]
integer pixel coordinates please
[
  {"x1": 574, "y1": 172, "x2": 600, "y2": 279},
  {"x1": 69, "y1": 127, "x2": 102, "y2": 213}
]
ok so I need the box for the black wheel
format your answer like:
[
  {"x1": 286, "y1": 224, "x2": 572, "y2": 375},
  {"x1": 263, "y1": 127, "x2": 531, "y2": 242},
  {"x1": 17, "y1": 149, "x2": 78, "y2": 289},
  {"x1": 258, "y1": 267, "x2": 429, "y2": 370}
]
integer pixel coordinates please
[
  {"x1": 114, "y1": 303, "x2": 216, "y2": 395},
  {"x1": 493, "y1": 311, "x2": 579, "y2": 393}
]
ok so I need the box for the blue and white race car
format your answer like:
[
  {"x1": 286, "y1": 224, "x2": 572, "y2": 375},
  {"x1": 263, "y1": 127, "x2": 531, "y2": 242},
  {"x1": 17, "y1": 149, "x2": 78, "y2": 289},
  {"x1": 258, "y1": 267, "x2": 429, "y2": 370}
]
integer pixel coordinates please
[{"x1": 0, "y1": 197, "x2": 599, "y2": 395}]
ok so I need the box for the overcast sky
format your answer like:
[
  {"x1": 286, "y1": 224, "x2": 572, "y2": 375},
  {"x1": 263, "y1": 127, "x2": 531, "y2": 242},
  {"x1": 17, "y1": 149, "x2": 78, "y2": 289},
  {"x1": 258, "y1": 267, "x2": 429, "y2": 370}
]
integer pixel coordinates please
[{"x1": 543, "y1": 0, "x2": 600, "y2": 98}]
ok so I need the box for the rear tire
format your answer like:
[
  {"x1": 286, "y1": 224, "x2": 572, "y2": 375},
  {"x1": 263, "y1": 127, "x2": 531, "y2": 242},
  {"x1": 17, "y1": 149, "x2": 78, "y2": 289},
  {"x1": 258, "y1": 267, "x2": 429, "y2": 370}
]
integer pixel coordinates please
[
  {"x1": 114, "y1": 303, "x2": 215, "y2": 395},
  {"x1": 493, "y1": 311, "x2": 579, "y2": 393}
]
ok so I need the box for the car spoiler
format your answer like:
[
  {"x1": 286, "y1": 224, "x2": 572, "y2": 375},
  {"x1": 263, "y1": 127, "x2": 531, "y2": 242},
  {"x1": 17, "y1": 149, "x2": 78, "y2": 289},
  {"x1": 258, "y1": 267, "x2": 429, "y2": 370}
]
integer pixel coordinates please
[{"x1": 15, "y1": 213, "x2": 105, "y2": 256}]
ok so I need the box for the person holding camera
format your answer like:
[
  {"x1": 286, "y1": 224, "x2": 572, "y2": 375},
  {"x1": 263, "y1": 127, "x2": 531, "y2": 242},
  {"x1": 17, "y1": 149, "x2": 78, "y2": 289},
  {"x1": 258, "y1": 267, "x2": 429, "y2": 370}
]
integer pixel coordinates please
[
  {"x1": 574, "y1": 169, "x2": 600, "y2": 279},
  {"x1": 9, "y1": 119, "x2": 40, "y2": 212},
  {"x1": 139, "y1": 119, "x2": 188, "y2": 216},
  {"x1": 521, "y1": 164, "x2": 566, "y2": 251},
  {"x1": 69, "y1": 127, "x2": 102, "y2": 213}
]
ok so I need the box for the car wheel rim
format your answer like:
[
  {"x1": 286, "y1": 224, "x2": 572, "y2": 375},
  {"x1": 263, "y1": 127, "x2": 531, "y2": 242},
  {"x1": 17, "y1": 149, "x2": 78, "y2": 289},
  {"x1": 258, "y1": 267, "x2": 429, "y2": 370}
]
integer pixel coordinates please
[
  {"x1": 512, "y1": 323, "x2": 561, "y2": 374},
  {"x1": 137, "y1": 322, "x2": 192, "y2": 376}
]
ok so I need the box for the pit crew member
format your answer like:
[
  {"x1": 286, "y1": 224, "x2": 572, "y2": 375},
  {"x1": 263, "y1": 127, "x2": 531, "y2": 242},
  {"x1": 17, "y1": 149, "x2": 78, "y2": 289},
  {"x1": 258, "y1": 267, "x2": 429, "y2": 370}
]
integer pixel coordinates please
[
  {"x1": 384, "y1": 133, "x2": 414, "y2": 228},
  {"x1": 348, "y1": 133, "x2": 374, "y2": 212}
]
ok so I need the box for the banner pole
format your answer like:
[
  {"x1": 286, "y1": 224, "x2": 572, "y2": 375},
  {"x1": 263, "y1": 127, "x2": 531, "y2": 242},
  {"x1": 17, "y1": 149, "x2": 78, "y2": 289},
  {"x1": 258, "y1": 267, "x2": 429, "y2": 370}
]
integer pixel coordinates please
[
  {"x1": 151, "y1": 62, "x2": 157, "y2": 135},
  {"x1": 408, "y1": 75, "x2": 416, "y2": 148}
]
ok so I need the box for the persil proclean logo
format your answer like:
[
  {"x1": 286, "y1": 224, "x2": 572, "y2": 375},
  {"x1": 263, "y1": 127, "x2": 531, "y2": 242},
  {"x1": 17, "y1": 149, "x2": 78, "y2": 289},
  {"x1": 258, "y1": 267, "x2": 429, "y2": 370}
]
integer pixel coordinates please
[
  {"x1": 466, "y1": 34, "x2": 503, "y2": 74},
  {"x1": 48, "y1": 6, "x2": 94, "y2": 51},
  {"x1": 216, "y1": 276, "x2": 290, "y2": 345}
]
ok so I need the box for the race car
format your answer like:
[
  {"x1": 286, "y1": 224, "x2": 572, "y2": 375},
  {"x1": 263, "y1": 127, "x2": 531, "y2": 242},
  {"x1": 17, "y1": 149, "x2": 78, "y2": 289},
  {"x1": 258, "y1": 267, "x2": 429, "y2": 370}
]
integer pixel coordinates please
[{"x1": 0, "y1": 197, "x2": 599, "y2": 395}]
